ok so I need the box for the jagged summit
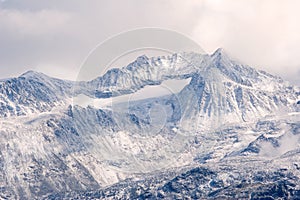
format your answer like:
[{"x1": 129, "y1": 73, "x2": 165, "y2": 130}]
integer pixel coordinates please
[
  {"x1": 20, "y1": 70, "x2": 45, "y2": 78},
  {"x1": 135, "y1": 54, "x2": 149, "y2": 64},
  {"x1": 211, "y1": 47, "x2": 227, "y2": 56},
  {"x1": 210, "y1": 48, "x2": 232, "y2": 64}
]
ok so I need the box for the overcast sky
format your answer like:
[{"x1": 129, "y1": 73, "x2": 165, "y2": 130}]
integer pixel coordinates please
[{"x1": 0, "y1": 0, "x2": 299, "y2": 85}]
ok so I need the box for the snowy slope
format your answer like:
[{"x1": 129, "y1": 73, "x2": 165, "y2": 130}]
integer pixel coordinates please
[{"x1": 0, "y1": 71, "x2": 73, "y2": 117}]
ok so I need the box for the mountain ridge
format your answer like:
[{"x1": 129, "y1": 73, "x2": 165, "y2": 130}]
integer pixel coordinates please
[{"x1": 1, "y1": 48, "x2": 298, "y2": 119}]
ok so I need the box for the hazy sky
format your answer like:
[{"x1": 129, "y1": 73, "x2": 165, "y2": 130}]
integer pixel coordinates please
[{"x1": 0, "y1": 0, "x2": 299, "y2": 85}]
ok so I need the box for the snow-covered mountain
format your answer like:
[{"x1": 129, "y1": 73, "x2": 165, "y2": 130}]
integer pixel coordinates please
[
  {"x1": 0, "y1": 48, "x2": 299, "y2": 199},
  {"x1": 0, "y1": 71, "x2": 74, "y2": 117}
]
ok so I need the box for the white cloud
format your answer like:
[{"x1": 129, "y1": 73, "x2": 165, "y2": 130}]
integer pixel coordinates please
[
  {"x1": 260, "y1": 133, "x2": 300, "y2": 158},
  {"x1": 0, "y1": 9, "x2": 71, "y2": 36},
  {"x1": 191, "y1": 0, "x2": 300, "y2": 85},
  {"x1": 0, "y1": 0, "x2": 299, "y2": 84}
]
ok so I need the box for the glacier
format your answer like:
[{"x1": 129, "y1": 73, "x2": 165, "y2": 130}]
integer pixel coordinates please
[{"x1": 0, "y1": 48, "x2": 299, "y2": 199}]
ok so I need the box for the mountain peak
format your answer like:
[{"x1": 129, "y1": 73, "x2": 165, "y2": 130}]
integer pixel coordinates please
[
  {"x1": 20, "y1": 70, "x2": 42, "y2": 77},
  {"x1": 211, "y1": 48, "x2": 228, "y2": 58},
  {"x1": 19, "y1": 70, "x2": 50, "y2": 80},
  {"x1": 125, "y1": 55, "x2": 150, "y2": 71},
  {"x1": 135, "y1": 55, "x2": 149, "y2": 64},
  {"x1": 210, "y1": 48, "x2": 233, "y2": 69}
]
